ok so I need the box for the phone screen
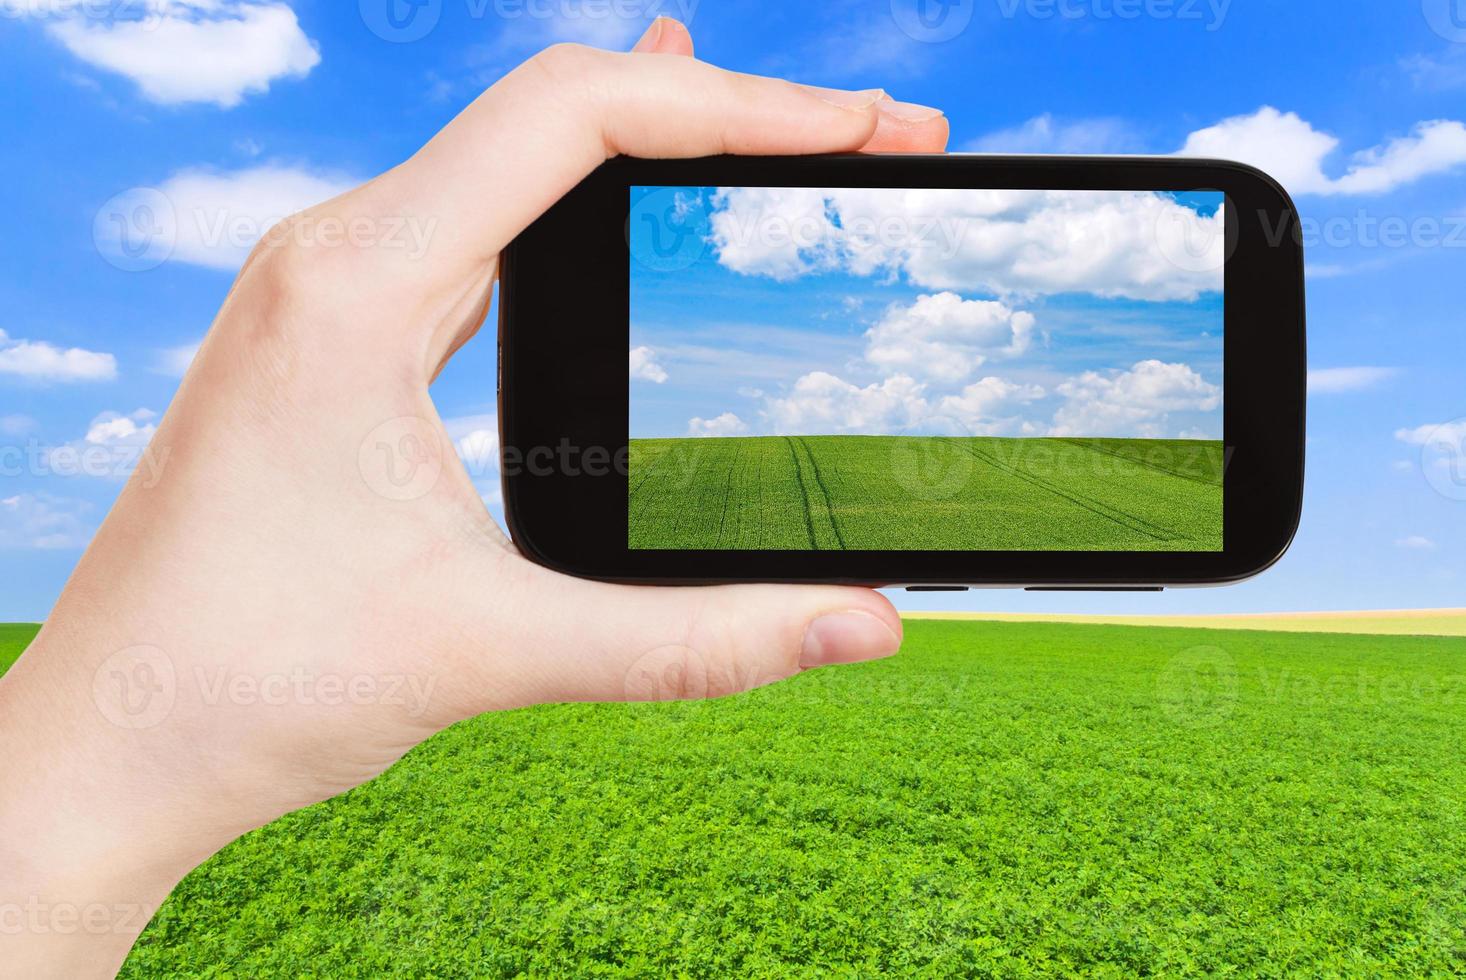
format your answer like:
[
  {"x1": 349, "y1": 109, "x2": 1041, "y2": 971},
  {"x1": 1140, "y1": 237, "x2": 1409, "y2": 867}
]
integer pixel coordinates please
[{"x1": 627, "y1": 185, "x2": 1225, "y2": 553}]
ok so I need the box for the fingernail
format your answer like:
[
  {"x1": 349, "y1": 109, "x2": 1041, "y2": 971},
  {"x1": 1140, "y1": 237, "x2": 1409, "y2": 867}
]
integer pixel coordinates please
[
  {"x1": 802, "y1": 85, "x2": 886, "y2": 111},
  {"x1": 800, "y1": 610, "x2": 901, "y2": 669},
  {"x1": 878, "y1": 99, "x2": 945, "y2": 123},
  {"x1": 632, "y1": 17, "x2": 666, "y2": 52}
]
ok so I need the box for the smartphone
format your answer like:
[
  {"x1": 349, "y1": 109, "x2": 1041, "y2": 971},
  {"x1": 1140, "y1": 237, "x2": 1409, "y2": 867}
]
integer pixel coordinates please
[{"x1": 497, "y1": 154, "x2": 1305, "y2": 590}]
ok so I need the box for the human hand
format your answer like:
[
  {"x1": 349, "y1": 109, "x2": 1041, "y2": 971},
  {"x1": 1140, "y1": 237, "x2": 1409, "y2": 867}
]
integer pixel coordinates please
[{"x1": 0, "y1": 19, "x2": 947, "y2": 977}]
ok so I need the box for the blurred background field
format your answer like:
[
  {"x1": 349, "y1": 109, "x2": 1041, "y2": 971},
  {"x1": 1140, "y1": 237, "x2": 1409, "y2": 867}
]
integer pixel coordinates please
[{"x1": 67, "y1": 618, "x2": 1464, "y2": 977}]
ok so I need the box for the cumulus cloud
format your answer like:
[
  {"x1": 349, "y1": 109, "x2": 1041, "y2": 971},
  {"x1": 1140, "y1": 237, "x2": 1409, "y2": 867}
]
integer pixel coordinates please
[
  {"x1": 1396, "y1": 420, "x2": 1466, "y2": 447},
  {"x1": 1395, "y1": 535, "x2": 1437, "y2": 550},
  {"x1": 38, "y1": 409, "x2": 162, "y2": 482},
  {"x1": 864, "y1": 292, "x2": 1035, "y2": 384},
  {"x1": 965, "y1": 114, "x2": 1140, "y2": 155},
  {"x1": 0, "y1": 493, "x2": 95, "y2": 550},
  {"x1": 1308, "y1": 367, "x2": 1400, "y2": 393},
  {"x1": 33, "y1": 1, "x2": 321, "y2": 108},
  {"x1": 1178, "y1": 107, "x2": 1466, "y2": 196},
  {"x1": 0, "y1": 328, "x2": 116, "y2": 383},
  {"x1": 763, "y1": 373, "x2": 929, "y2": 436},
  {"x1": 688, "y1": 413, "x2": 748, "y2": 437},
  {"x1": 707, "y1": 187, "x2": 1223, "y2": 302},
  {"x1": 935, "y1": 377, "x2": 1047, "y2": 436},
  {"x1": 630, "y1": 345, "x2": 668, "y2": 384},
  {"x1": 1052, "y1": 360, "x2": 1221, "y2": 438}
]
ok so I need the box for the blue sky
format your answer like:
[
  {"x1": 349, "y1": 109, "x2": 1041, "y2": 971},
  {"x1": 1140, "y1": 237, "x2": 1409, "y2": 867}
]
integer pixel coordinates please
[
  {"x1": 630, "y1": 186, "x2": 1224, "y2": 441},
  {"x1": 2, "y1": 0, "x2": 1464, "y2": 618}
]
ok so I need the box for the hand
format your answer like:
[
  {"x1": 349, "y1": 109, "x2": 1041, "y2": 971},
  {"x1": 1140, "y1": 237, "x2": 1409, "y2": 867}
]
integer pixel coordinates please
[{"x1": 0, "y1": 20, "x2": 947, "y2": 977}]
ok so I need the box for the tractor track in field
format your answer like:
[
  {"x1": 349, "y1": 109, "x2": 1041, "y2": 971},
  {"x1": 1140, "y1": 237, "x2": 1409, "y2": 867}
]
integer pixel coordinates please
[
  {"x1": 1060, "y1": 439, "x2": 1223, "y2": 487},
  {"x1": 783, "y1": 437, "x2": 820, "y2": 549},
  {"x1": 714, "y1": 443, "x2": 742, "y2": 548},
  {"x1": 797, "y1": 437, "x2": 848, "y2": 550},
  {"x1": 960, "y1": 443, "x2": 1176, "y2": 542}
]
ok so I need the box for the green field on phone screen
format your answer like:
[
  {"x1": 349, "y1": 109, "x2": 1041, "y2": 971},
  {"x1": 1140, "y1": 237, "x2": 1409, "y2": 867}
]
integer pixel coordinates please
[{"x1": 629, "y1": 435, "x2": 1224, "y2": 551}]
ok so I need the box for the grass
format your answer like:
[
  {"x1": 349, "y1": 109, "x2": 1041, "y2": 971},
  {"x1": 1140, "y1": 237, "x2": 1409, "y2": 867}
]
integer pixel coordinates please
[
  {"x1": 629, "y1": 436, "x2": 1223, "y2": 552},
  {"x1": 0, "y1": 623, "x2": 40, "y2": 677},
  {"x1": 117, "y1": 620, "x2": 1465, "y2": 977}
]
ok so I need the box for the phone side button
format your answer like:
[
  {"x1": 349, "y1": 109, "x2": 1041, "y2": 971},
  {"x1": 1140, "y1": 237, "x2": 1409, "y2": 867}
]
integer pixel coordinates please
[
  {"x1": 906, "y1": 586, "x2": 970, "y2": 592},
  {"x1": 1024, "y1": 587, "x2": 1165, "y2": 592}
]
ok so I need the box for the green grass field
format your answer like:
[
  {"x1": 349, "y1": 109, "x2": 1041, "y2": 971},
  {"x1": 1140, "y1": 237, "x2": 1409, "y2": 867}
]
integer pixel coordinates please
[
  {"x1": 0, "y1": 622, "x2": 40, "y2": 677},
  {"x1": 629, "y1": 436, "x2": 1223, "y2": 551},
  {"x1": 100, "y1": 620, "x2": 1462, "y2": 977}
]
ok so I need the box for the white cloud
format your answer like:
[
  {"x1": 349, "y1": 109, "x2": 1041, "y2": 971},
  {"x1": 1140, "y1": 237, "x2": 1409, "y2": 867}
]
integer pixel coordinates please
[
  {"x1": 864, "y1": 292, "x2": 1035, "y2": 384},
  {"x1": 763, "y1": 373, "x2": 929, "y2": 435},
  {"x1": 687, "y1": 412, "x2": 748, "y2": 438},
  {"x1": 98, "y1": 165, "x2": 359, "y2": 270},
  {"x1": 708, "y1": 187, "x2": 1224, "y2": 302},
  {"x1": 37, "y1": 1, "x2": 320, "y2": 108},
  {"x1": 85, "y1": 409, "x2": 158, "y2": 447},
  {"x1": 1396, "y1": 420, "x2": 1466, "y2": 449},
  {"x1": 629, "y1": 345, "x2": 668, "y2": 384},
  {"x1": 1052, "y1": 360, "x2": 1221, "y2": 438},
  {"x1": 0, "y1": 492, "x2": 94, "y2": 550},
  {"x1": 1395, "y1": 535, "x2": 1437, "y2": 550},
  {"x1": 154, "y1": 340, "x2": 202, "y2": 377},
  {"x1": 1307, "y1": 367, "x2": 1400, "y2": 393},
  {"x1": 1178, "y1": 107, "x2": 1466, "y2": 196},
  {"x1": 965, "y1": 114, "x2": 1140, "y2": 155},
  {"x1": 935, "y1": 377, "x2": 1047, "y2": 436},
  {"x1": 0, "y1": 414, "x2": 36, "y2": 436},
  {"x1": 0, "y1": 328, "x2": 116, "y2": 383}
]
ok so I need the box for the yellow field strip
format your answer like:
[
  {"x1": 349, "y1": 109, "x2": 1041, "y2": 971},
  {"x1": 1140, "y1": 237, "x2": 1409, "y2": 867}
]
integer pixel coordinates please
[{"x1": 901, "y1": 608, "x2": 1466, "y2": 637}]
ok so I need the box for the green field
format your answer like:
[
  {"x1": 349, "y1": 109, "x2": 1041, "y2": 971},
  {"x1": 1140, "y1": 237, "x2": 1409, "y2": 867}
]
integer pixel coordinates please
[
  {"x1": 629, "y1": 436, "x2": 1223, "y2": 551},
  {"x1": 0, "y1": 622, "x2": 39, "y2": 677},
  {"x1": 99, "y1": 621, "x2": 1462, "y2": 977}
]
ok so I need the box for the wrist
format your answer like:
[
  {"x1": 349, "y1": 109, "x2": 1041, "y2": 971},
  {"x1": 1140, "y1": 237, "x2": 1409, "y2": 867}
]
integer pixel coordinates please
[{"x1": 0, "y1": 634, "x2": 233, "y2": 977}]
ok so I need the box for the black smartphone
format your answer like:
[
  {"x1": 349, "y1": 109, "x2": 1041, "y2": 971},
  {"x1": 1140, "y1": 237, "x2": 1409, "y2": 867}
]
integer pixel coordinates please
[{"x1": 498, "y1": 154, "x2": 1305, "y2": 590}]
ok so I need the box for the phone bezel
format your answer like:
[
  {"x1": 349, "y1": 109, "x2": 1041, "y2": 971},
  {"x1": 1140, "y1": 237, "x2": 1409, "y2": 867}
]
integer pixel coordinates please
[{"x1": 498, "y1": 154, "x2": 1305, "y2": 587}]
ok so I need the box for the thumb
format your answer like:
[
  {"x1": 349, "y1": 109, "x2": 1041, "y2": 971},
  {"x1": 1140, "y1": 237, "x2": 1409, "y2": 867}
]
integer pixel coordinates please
[{"x1": 444, "y1": 555, "x2": 903, "y2": 709}]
